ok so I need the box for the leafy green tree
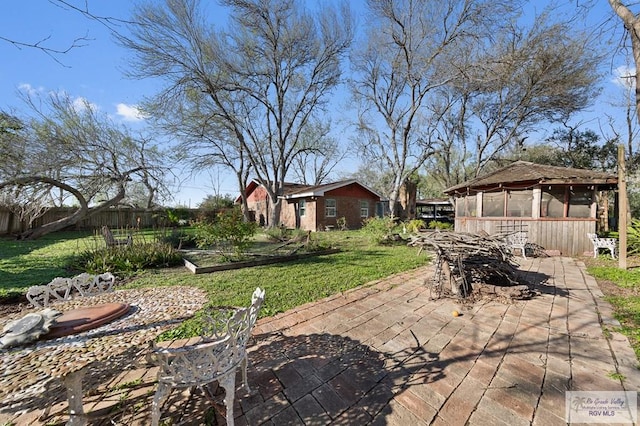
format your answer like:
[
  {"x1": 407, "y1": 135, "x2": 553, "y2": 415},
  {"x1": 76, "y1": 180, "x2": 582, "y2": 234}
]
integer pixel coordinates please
[
  {"x1": 198, "y1": 194, "x2": 235, "y2": 211},
  {"x1": 520, "y1": 127, "x2": 618, "y2": 172}
]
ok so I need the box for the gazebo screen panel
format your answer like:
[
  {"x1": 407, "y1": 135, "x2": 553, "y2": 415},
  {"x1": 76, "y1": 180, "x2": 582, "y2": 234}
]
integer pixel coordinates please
[
  {"x1": 567, "y1": 187, "x2": 593, "y2": 218},
  {"x1": 541, "y1": 188, "x2": 565, "y2": 218},
  {"x1": 483, "y1": 191, "x2": 504, "y2": 217},
  {"x1": 506, "y1": 190, "x2": 533, "y2": 217},
  {"x1": 456, "y1": 195, "x2": 477, "y2": 217}
]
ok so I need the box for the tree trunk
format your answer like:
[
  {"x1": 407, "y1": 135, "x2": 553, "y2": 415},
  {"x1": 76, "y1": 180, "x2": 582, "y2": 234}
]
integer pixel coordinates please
[
  {"x1": 269, "y1": 197, "x2": 282, "y2": 228},
  {"x1": 237, "y1": 172, "x2": 251, "y2": 223},
  {"x1": 18, "y1": 208, "x2": 88, "y2": 239},
  {"x1": 609, "y1": 0, "x2": 640, "y2": 129},
  {"x1": 16, "y1": 184, "x2": 126, "y2": 240}
]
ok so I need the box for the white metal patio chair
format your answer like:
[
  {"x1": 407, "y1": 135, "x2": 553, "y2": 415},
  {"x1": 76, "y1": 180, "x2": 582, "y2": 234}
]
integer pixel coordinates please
[
  {"x1": 504, "y1": 231, "x2": 528, "y2": 259},
  {"x1": 587, "y1": 233, "x2": 617, "y2": 259},
  {"x1": 150, "y1": 287, "x2": 265, "y2": 426}
]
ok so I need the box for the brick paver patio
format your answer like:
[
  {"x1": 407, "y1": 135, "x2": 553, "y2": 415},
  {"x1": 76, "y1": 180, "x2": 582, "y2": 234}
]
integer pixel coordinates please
[{"x1": 2, "y1": 256, "x2": 638, "y2": 425}]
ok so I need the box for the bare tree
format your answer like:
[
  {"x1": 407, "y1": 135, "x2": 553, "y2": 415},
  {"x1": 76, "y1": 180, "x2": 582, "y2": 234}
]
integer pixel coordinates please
[
  {"x1": 119, "y1": 0, "x2": 353, "y2": 227},
  {"x1": 0, "y1": 93, "x2": 168, "y2": 239},
  {"x1": 350, "y1": 0, "x2": 517, "y2": 219},
  {"x1": 603, "y1": 58, "x2": 640, "y2": 167},
  {"x1": 291, "y1": 121, "x2": 346, "y2": 185},
  {"x1": 460, "y1": 13, "x2": 602, "y2": 177},
  {"x1": 0, "y1": 1, "x2": 131, "y2": 65},
  {"x1": 417, "y1": 8, "x2": 602, "y2": 197}
]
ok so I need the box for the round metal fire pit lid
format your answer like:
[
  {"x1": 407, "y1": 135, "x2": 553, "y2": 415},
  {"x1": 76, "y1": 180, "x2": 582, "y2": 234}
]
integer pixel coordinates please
[{"x1": 44, "y1": 302, "x2": 131, "y2": 339}]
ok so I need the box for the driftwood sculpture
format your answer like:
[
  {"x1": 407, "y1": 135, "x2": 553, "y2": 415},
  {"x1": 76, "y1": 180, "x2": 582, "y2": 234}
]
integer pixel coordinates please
[{"x1": 409, "y1": 231, "x2": 533, "y2": 301}]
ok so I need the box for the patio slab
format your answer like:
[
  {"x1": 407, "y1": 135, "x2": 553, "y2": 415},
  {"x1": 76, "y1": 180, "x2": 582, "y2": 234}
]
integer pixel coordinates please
[{"x1": 2, "y1": 256, "x2": 638, "y2": 425}]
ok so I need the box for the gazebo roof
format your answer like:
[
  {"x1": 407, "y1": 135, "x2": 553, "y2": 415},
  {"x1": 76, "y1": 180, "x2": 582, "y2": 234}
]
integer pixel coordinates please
[{"x1": 444, "y1": 161, "x2": 618, "y2": 194}]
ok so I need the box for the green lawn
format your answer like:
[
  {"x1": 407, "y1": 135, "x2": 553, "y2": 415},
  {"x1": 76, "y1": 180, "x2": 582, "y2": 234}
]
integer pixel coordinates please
[
  {"x1": 0, "y1": 229, "x2": 165, "y2": 297},
  {"x1": 0, "y1": 230, "x2": 430, "y2": 319},
  {"x1": 586, "y1": 259, "x2": 640, "y2": 361}
]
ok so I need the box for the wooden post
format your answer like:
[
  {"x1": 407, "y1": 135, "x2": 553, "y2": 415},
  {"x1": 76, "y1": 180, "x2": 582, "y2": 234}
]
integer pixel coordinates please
[{"x1": 618, "y1": 144, "x2": 627, "y2": 270}]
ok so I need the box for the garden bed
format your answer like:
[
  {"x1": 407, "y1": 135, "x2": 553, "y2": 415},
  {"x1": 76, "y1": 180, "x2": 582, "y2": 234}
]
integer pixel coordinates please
[{"x1": 182, "y1": 248, "x2": 341, "y2": 274}]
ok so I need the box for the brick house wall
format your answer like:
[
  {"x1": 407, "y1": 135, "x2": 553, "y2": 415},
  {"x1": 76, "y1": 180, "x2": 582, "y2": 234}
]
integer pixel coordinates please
[
  {"x1": 245, "y1": 185, "x2": 271, "y2": 226},
  {"x1": 316, "y1": 184, "x2": 378, "y2": 230},
  {"x1": 244, "y1": 181, "x2": 380, "y2": 230}
]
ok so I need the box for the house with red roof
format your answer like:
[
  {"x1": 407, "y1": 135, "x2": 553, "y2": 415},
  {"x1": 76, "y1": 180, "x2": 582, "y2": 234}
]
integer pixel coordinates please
[{"x1": 241, "y1": 179, "x2": 384, "y2": 231}]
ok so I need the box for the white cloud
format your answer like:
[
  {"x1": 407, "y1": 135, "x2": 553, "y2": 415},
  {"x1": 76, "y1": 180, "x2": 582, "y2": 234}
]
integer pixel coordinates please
[
  {"x1": 116, "y1": 103, "x2": 146, "y2": 122},
  {"x1": 17, "y1": 83, "x2": 43, "y2": 96},
  {"x1": 612, "y1": 65, "x2": 636, "y2": 89},
  {"x1": 72, "y1": 96, "x2": 99, "y2": 113}
]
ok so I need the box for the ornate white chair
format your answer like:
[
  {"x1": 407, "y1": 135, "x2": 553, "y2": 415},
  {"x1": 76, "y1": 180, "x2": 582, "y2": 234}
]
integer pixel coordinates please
[
  {"x1": 26, "y1": 273, "x2": 116, "y2": 308},
  {"x1": 26, "y1": 277, "x2": 72, "y2": 308},
  {"x1": 587, "y1": 233, "x2": 617, "y2": 259},
  {"x1": 150, "y1": 287, "x2": 265, "y2": 426},
  {"x1": 505, "y1": 231, "x2": 528, "y2": 259}
]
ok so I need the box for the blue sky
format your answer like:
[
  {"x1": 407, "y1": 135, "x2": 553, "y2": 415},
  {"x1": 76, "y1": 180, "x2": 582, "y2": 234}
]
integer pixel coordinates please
[{"x1": 0, "y1": 1, "x2": 633, "y2": 207}]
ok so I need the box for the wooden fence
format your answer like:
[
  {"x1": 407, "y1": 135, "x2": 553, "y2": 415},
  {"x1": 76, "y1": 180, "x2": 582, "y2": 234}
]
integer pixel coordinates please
[{"x1": 0, "y1": 207, "x2": 200, "y2": 236}]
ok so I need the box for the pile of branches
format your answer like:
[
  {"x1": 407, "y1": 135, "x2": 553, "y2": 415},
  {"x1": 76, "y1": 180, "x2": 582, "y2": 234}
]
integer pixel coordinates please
[{"x1": 409, "y1": 231, "x2": 533, "y2": 301}]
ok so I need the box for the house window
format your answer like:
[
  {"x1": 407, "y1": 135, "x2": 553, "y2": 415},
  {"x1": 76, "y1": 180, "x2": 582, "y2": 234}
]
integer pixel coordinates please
[
  {"x1": 360, "y1": 200, "x2": 369, "y2": 217},
  {"x1": 325, "y1": 199, "x2": 336, "y2": 217},
  {"x1": 299, "y1": 199, "x2": 306, "y2": 217}
]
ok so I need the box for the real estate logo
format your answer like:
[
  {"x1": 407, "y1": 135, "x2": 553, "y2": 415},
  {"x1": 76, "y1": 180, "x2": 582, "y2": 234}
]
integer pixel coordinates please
[{"x1": 566, "y1": 391, "x2": 637, "y2": 423}]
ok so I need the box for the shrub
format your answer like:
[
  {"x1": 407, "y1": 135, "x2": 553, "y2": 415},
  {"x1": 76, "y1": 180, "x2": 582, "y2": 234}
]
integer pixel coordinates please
[
  {"x1": 156, "y1": 228, "x2": 198, "y2": 249},
  {"x1": 336, "y1": 217, "x2": 348, "y2": 231},
  {"x1": 264, "y1": 224, "x2": 292, "y2": 242},
  {"x1": 361, "y1": 216, "x2": 400, "y2": 244},
  {"x1": 165, "y1": 208, "x2": 192, "y2": 226},
  {"x1": 194, "y1": 208, "x2": 258, "y2": 254},
  {"x1": 428, "y1": 220, "x2": 453, "y2": 230},
  {"x1": 72, "y1": 242, "x2": 183, "y2": 274},
  {"x1": 611, "y1": 218, "x2": 640, "y2": 256},
  {"x1": 404, "y1": 219, "x2": 425, "y2": 234}
]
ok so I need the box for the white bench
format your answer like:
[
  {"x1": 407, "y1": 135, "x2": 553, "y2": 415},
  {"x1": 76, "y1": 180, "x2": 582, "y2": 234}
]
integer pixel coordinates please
[
  {"x1": 26, "y1": 272, "x2": 116, "y2": 308},
  {"x1": 587, "y1": 233, "x2": 617, "y2": 259}
]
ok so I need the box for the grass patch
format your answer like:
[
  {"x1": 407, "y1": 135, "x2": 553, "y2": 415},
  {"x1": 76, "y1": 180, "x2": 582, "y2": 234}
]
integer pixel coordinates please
[
  {"x1": 607, "y1": 371, "x2": 626, "y2": 381},
  {"x1": 603, "y1": 295, "x2": 640, "y2": 360},
  {"x1": 0, "y1": 229, "x2": 176, "y2": 297},
  {"x1": 0, "y1": 231, "x2": 95, "y2": 297},
  {"x1": 133, "y1": 232, "x2": 427, "y2": 319},
  {"x1": 0, "y1": 229, "x2": 430, "y2": 334},
  {"x1": 587, "y1": 266, "x2": 640, "y2": 288},
  {"x1": 587, "y1": 259, "x2": 640, "y2": 362}
]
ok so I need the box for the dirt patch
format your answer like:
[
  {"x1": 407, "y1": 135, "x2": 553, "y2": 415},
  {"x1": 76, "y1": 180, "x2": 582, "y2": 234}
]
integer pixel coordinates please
[
  {"x1": 582, "y1": 255, "x2": 640, "y2": 299},
  {"x1": 0, "y1": 300, "x2": 29, "y2": 316},
  {"x1": 597, "y1": 278, "x2": 640, "y2": 298}
]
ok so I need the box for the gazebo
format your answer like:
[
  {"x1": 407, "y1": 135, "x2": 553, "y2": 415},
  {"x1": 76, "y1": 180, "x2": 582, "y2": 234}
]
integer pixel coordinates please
[{"x1": 443, "y1": 161, "x2": 618, "y2": 256}]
